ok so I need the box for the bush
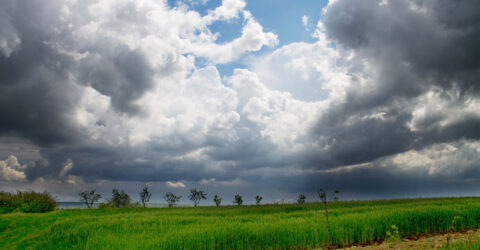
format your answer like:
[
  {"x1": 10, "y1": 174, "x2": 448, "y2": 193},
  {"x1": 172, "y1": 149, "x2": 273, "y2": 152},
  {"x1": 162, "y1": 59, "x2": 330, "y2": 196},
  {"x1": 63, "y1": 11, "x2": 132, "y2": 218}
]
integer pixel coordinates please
[{"x1": 0, "y1": 191, "x2": 57, "y2": 213}]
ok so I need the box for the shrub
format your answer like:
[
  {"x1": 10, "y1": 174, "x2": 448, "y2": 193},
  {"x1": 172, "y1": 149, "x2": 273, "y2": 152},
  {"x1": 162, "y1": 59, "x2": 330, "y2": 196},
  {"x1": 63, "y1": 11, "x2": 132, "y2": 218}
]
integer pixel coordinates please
[{"x1": 0, "y1": 190, "x2": 57, "y2": 213}]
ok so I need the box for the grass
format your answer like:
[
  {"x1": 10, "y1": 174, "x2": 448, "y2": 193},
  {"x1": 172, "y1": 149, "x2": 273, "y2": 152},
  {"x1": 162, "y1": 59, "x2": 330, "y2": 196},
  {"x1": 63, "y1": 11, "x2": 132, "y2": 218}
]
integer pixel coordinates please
[{"x1": 1, "y1": 197, "x2": 480, "y2": 249}]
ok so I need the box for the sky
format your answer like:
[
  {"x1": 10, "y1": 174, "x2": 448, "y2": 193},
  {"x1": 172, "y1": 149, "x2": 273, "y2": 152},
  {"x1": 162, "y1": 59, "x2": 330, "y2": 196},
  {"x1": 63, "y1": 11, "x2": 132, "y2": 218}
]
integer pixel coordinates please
[{"x1": 1, "y1": 0, "x2": 480, "y2": 204}]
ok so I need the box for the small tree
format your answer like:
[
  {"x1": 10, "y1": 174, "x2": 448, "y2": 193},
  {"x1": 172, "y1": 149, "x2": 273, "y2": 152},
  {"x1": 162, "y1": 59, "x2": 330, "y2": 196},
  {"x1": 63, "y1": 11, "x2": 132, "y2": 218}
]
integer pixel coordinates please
[
  {"x1": 164, "y1": 192, "x2": 181, "y2": 207},
  {"x1": 79, "y1": 190, "x2": 102, "y2": 209},
  {"x1": 297, "y1": 194, "x2": 306, "y2": 204},
  {"x1": 318, "y1": 189, "x2": 339, "y2": 246},
  {"x1": 139, "y1": 186, "x2": 152, "y2": 208},
  {"x1": 255, "y1": 195, "x2": 262, "y2": 205},
  {"x1": 233, "y1": 194, "x2": 243, "y2": 205},
  {"x1": 213, "y1": 194, "x2": 222, "y2": 207},
  {"x1": 188, "y1": 188, "x2": 207, "y2": 207},
  {"x1": 108, "y1": 189, "x2": 131, "y2": 208}
]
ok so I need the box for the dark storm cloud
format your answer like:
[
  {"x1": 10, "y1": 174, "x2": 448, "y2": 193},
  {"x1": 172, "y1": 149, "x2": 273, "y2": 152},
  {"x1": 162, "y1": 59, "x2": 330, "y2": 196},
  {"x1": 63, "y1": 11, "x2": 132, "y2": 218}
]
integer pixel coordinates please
[
  {"x1": 300, "y1": 162, "x2": 480, "y2": 200},
  {"x1": 309, "y1": 0, "x2": 480, "y2": 169},
  {"x1": 0, "y1": 0, "x2": 82, "y2": 146}
]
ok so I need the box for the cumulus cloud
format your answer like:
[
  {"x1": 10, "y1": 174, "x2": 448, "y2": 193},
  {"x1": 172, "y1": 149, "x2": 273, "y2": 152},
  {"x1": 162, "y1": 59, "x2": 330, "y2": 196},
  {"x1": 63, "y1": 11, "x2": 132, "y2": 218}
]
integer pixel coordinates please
[
  {"x1": 305, "y1": 0, "x2": 480, "y2": 170},
  {"x1": 1, "y1": 0, "x2": 480, "y2": 200},
  {"x1": 0, "y1": 155, "x2": 26, "y2": 181},
  {"x1": 166, "y1": 181, "x2": 186, "y2": 188}
]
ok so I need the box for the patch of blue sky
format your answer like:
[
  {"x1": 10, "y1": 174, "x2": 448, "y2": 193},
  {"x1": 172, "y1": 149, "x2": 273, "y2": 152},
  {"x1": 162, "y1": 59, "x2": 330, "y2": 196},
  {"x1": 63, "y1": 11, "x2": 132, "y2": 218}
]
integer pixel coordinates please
[
  {"x1": 246, "y1": 0, "x2": 329, "y2": 46},
  {"x1": 216, "y1": 62, "x2": 247, "y2": 78},
  {"x1": 173, "y1": 0, "x2": 330, "y2": 78}
]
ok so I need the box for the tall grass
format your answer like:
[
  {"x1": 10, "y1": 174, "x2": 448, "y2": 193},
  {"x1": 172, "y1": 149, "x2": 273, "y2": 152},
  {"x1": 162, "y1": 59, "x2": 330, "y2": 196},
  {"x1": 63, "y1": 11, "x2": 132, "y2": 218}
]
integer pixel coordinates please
[
  {"x1": 1, "y1": 197, "x2": 479, "y2": 249},
  {"x1": 0, "y1": 191, "x2": 57, "y2": 213}
]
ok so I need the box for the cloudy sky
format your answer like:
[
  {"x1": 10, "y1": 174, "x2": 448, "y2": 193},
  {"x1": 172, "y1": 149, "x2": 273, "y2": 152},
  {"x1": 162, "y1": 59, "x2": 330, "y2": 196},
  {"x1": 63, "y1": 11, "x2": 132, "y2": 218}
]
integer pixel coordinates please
[{"x1": 1, "y1": 0, "x2": 480, "y2": 204}]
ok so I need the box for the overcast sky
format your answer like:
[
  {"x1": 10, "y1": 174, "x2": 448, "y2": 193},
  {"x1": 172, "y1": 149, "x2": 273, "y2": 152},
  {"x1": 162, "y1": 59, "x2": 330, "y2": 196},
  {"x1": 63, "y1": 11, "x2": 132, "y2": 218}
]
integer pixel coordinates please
[{"x1": 1, "y1": 0, "x2": 480, "y2": 204}]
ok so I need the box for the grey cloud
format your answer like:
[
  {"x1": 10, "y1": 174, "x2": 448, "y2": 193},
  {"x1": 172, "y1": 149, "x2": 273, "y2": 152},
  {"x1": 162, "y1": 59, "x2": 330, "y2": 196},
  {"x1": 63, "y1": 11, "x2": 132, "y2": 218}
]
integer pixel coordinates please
[
  {"x1": 77, "y1": 47, "x2": 154, "y2": 115},
  {"x1": 309, "y1": 0, "x2": 480, "y2": 169},
  {"x1": 0, "y1": 0, "x2": 82, "y2": 146},
  {"x1": 2, "y1": 0, "x2": 480, "y2": 201}
]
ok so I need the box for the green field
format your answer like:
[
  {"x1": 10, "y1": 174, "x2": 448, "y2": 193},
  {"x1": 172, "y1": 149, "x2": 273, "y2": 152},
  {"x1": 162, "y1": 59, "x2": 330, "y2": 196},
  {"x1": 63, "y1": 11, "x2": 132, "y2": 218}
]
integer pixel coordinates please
[{"x1": 1, "y1": 197, "x2": 480, "y2": 249}]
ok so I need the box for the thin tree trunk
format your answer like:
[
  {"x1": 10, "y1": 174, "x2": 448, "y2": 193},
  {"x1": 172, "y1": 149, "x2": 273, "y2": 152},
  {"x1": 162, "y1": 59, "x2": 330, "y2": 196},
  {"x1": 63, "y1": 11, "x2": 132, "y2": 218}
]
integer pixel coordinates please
[{"x1": 324, "y1": 200, "x2": 330, "y2": 246}]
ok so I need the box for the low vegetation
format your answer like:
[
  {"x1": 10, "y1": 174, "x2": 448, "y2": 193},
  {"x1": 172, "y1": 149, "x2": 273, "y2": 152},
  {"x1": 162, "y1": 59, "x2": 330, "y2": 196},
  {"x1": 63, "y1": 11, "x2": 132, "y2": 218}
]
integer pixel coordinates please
[
  {"x1": 1, "y1": 197, "x2": 480, "y2": 249},
  {"x1": 0, "y1": 191, "x2": 56, "y2": 213}
]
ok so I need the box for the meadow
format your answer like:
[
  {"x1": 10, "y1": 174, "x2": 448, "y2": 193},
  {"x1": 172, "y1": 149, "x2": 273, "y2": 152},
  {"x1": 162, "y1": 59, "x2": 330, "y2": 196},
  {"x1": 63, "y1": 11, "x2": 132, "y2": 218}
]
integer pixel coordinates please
[{"x1": 1, "y1": 197, "x2": 480, "y2": 249}]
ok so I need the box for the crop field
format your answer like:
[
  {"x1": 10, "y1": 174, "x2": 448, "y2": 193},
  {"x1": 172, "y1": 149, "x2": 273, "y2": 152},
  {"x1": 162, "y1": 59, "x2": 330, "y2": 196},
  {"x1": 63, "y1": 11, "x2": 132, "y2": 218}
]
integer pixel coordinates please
[{"x1": 1, "y1": 197, "x2": 480, "y2": 249}]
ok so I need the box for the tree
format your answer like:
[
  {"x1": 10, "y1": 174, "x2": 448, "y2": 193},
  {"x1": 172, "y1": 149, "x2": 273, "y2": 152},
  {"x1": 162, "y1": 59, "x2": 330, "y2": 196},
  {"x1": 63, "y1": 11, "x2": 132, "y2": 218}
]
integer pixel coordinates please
[
  {"x1": 297, "y1": 194, "x2": 306, "y2": 204},
  {"x1": 139, "y1": 186, "x2": 152, "y2": 208},
  {"x1": 107, "y1": 189, "x2": 131, "y2": 208},
  {"x1": 318, "y1": 189, "x2": 339, "y2": 246},
  {"x1": 188, "y1": 188, "x2": 207, "y2": 207},
  {"x1": 79, "y1": 190, "x2": 102, "y2": 208},
  {"x1": 163, "y1": 191, "x2": 181, "y2": 207},
  {"x1": 233, "y1": 194, "x2": 243, "y2": 205},
  {"x1": 255, "y1": 195, "x2": 262, "y2": 205},
  {"x1": 213, "y1": 194, "x2": 222, "y2": 207}
]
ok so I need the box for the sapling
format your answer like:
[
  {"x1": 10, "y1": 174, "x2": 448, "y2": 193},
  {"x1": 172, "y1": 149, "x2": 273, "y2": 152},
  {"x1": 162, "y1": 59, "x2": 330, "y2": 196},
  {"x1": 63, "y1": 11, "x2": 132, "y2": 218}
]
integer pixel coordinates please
[
  {"x1": 163, "y1": 192, "x2": 181, "y2": 207},
  {"x1": 213, "y1": 194, "x2": 222, "y2": 207},
  {"x1": 79, "y1": 190, "x2": 101, "y2": 209},
  {"x1": 446, "y1": 215, "x2": 460, "y2": 245},
  {"x1": 297, "y1": 194, "x2": 306, "y2": 204},
  {"x1": 255, "y1": 195, "x2": 262, "y2": 205},
  {"x1": 233, "y1": 194, "x2": 243, "y2": 205},
  {"x1": 139, "y1": 186, "x2": 152, "y2": 208},
  {"x1": 189, "y1": 188, "x2": 207, "y2": 207},
  {"x1": 317, "y1": 189, "x2": 339, "y2": 246}
]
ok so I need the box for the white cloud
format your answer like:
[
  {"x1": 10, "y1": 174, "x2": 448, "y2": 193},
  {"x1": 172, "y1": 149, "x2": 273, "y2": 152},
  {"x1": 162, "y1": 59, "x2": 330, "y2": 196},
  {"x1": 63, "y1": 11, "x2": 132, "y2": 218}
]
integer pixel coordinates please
[
  {"x1": 247, "y1": 39, "x2": 350, "y2": 102},
  {"x1": 190, "y1": 11, "x2": 278, "y2": 63},
  {"x1": 227, "y1": 69, "x2": 321, "y2": 153},
  {"x1": 204, "y1": 0, "x2": 246, "y2": 22},
  {"x1": 390, "y1": 141, "x2": 480, "y2": 176},
  {"x1": 408, "y1": 86, "x2": 480, "y2": 132},
  {"x1": 0, "y1": 155, "x2": 27, "y2": 181},
  {"x1": 302, "y1": 15, "x2": 309, "y2": 30},
  {"x1": 166, "y1": 181, "x2": 186, "y2": 188}
]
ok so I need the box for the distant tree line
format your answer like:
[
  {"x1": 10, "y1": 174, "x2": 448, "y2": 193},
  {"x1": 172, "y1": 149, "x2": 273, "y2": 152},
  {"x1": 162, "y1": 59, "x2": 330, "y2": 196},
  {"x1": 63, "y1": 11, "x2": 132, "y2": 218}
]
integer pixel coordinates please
[{"x1": 78, "y1": 186, "x2": 339, "y2": 209}]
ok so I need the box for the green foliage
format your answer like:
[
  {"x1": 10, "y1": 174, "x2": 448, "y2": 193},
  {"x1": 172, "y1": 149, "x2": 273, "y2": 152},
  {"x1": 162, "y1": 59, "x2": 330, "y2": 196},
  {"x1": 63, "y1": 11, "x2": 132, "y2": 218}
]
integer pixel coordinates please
[
  {"x1": 2, "y1": 197, "x2": 480, "y2": 249},
  {"x1": 106, "y1": 189, "x2": 131, "y2": 208},
  {"x1": 233, "y1": 194, "x2": 243, "y2": 205},
  {"x1": 139, "y1": 186, "x2": 152, "y2": 208},
  {"x1": 0, "y1": 191, "x2": 56, "y2": 213},
  {"x1": 163, "y1": 192, "x2": 181, "y2": 207},
  {"x1": 255, "y1": 195, "x2": 262, "y2": 205},
  {"x1": 297, "y1": 194, "x2": 306, "y2": 204},
  {"x1": 385, "y1": 225, "x2": 400, "y2": 244},
  {"x1": 213, "y1": 195, "x2": 222, "y2": 207},
  {"x1": 79, "y1": 190, "x2": 101, "y2": 208},
  {"x1": 188, "y1": 188, "x2": 207, "y2": 207}
]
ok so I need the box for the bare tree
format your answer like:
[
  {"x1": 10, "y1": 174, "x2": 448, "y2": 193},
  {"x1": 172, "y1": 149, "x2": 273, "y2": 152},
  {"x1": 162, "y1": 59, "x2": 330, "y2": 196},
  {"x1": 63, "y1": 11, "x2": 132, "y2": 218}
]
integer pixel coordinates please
[
  {"x1": 79, "y1": 190, "x2": 101, "y2": 208},
  {"x1": 233, "y1": 194, "x2": 243, "y2": 205},
  {"x1": 139, "y1": 186, "x2": 152, "y2": 208},
  {"x1": 297, "y1": 194, "x2": 306, "y2": 204},
  {"x1": 255, "y1": 195, "x2": 262, "y2": 205},
  {"x1": 188, "y1": 188, "x2": 207, "y2": 207},
  {"x1": 213, "y1": 194, "x2": 222, "y2": 207},
  {"x1": 318, "y1": 189, "x2": 339, "y2": 246},
  {"x1": 163, "y1": 192, "x2": 181, "y2": 207}
]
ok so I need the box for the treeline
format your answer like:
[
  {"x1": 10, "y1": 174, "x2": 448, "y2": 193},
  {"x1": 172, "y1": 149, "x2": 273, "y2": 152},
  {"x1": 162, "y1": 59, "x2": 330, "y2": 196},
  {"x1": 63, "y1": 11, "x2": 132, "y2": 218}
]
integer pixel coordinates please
[
  {"x1": 79, "y1": 186, "x2": 321, "y2": 208},
  {"x1": 0, "y1": 191, "x2": 57, "y2": 213}
]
